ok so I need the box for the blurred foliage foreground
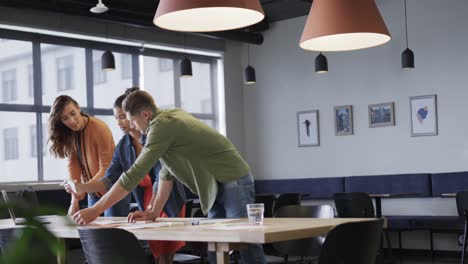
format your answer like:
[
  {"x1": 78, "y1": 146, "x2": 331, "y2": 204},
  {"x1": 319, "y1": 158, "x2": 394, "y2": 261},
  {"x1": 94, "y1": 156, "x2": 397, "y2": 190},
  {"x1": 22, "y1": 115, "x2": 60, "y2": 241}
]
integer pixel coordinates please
[{"x1": 0, "y1": 200, "x2": 70, "y2": 264}]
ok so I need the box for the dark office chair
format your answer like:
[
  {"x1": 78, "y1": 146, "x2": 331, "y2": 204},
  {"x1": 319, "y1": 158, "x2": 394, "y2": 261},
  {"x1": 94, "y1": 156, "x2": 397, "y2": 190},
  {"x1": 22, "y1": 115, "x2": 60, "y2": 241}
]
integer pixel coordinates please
[
  {"x1": 79, "y1": 228, "x2": 152, "y2": 264},
  {"x1": 0, "y1": 227, "x2": 59, "y2": 263},
  {"x1": 0, "y1": 228, "x2": 19, "y2": 256},
  {"x1": 254, "y1": 194, "x2": 276, "y2": 218},
  {"x1": 272, "y1": 205, "x2": 334, "y2": 263},
  {"x1": 333, "y1": 192, "x2": 393, "y2": 264},
  {"x1": 318, "y1": 219, "x2": 384, "y2": 264},
  {"x1": 272, "y1": 193, "x2": 301, "y2": 216},
  {"x1": 333, "y1": 192, "x2": 375, "y2": 218},
  {"x1": 456, "y1": 191, "x2": 468, "y2": 264}
]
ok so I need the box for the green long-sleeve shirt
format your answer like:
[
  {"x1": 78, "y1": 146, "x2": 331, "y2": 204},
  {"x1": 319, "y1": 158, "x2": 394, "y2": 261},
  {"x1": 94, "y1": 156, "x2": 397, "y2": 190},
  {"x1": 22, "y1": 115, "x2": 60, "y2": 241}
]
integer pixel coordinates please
[{"x1": 118, "y1": 108, "x2": 250, "y2": 214}]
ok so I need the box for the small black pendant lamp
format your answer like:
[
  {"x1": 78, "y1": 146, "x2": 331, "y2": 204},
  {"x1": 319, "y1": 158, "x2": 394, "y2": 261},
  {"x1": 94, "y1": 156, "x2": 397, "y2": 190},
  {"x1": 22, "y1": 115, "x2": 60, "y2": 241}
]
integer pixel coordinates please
[
  {"x1": 401, "y1": 0, "x2": 414, "y2": 69},
  {"x1": 315, "y1": 52, "x2": 328, "y2": 74},
  {"x1": 244, "y1": 45, "x2": 256, "y2": 84},
  {"x1": 101, "y1": 23, "x2": 115, "y2": 71},
  {"x1": 180, "y1": 34, "x2": 192, "y2": 78},
  {"x1": 180, "y1": 57, "x2": 193, "y2": 77},
  {"x1": 102, "y1": 50, "x2": 115, "y2": 71}
]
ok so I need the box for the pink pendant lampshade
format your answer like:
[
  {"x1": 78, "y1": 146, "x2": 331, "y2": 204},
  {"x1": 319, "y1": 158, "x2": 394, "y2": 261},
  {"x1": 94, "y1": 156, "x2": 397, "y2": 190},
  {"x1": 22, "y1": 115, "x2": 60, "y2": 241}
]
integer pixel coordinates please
[
  {"x1": 300, "y1": 0, "x2": 391, "y2": 52},
  {"x1": 154, "y1": 0, "x2": 265, "y2": 32}
]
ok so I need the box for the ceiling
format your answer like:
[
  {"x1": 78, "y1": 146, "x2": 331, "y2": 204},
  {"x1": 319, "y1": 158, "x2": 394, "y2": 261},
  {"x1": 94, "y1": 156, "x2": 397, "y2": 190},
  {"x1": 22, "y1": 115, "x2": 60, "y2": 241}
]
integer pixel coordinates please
[{"x1": 0, "y1": 0, "x2": 313, "y2": 43}]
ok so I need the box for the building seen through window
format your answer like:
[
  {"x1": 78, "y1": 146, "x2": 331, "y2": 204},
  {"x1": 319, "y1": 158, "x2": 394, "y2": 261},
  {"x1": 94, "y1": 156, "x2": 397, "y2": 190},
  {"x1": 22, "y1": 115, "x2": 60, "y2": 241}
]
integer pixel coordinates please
[{"x1": 0, "y1": 32, "x2": 220, "y2": 183}]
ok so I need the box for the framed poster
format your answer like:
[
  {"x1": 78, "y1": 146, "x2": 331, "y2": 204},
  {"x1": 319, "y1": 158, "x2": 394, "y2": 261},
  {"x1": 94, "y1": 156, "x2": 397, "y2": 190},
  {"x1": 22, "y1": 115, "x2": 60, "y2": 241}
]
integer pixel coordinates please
[
  {"x1": 297, "y1": 110, "x2": 319, "y2": 147},
  {"x1": 368, "y1": 102, "x2": 395, "y2": 128},
  {"x1": 334, "y1": 105, "x2": 353, "y2": 136},
  {"x1": 410, "y1": 95, "x2": 438, "y2": 136}
]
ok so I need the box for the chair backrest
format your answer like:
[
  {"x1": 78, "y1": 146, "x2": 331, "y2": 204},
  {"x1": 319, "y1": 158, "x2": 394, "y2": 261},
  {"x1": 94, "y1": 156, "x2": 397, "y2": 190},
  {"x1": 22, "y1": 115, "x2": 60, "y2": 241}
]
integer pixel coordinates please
[
  {"x1": 333, "y1": 192, "x2": 375, "y2": 218},
  {"x1": 318, "y1": 219, "x2": 384, "y2": 264},
  {"x1": 254, "y1": 194, "x2": 276, "y2": 218},
  {"x1": 272, "y1": 193, "x2": 301, "y2": 215},
  {"x1": 272, "y1": 205, "x2": 334, "y2": 257},
  {"x1": 78, "y1": 228, "x2": 151, "y2": 264},
  {"x1": 456, "y1": 191, "x2": 468, "y2": 220}
]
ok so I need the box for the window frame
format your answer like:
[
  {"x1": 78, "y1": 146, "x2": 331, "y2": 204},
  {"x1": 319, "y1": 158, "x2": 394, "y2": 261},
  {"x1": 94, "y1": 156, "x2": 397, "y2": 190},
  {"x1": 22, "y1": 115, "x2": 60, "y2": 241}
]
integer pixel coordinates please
[{"x1": 0, "y1": 27, "x2": 220, "y2": 184}]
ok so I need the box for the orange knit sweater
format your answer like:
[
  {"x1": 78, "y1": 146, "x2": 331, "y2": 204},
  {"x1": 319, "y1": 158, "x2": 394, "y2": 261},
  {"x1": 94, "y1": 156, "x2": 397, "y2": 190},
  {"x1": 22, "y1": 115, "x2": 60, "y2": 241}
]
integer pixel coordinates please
[{"x1": 67, "y1": 116, "x2": 115, "y2": 197}]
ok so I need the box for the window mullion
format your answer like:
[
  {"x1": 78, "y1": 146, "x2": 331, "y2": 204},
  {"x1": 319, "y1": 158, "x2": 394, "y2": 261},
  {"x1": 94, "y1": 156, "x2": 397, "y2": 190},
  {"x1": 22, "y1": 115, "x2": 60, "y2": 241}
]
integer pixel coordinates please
[{"x1": 173, "y1": 59, "x2": 181, "y2": 108}]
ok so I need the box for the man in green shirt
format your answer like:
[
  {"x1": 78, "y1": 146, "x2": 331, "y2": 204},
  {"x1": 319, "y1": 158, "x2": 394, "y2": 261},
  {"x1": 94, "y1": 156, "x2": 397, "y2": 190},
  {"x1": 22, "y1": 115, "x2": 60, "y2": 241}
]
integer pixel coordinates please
[{"x1": 73, "y1": 90, "x2": 266, "y2": 264}]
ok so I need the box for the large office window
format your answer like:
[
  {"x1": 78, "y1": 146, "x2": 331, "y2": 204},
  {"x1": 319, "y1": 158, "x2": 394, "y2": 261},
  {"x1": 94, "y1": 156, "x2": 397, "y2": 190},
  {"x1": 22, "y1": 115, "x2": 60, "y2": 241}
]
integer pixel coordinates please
[
  {"x1": 3, "y1": 127, "x2": 18, "y2": 160},
  {"x1": 93, "y1": 59, "x2": 107, "y2": 85},
  {"x1": 93, "y1": 50, "x2": 133, "y2": 108},
  {"x1": 121, "y1": 53, "x2": 132, "y2": 80},
  {"x1": 27, "y1": 64, "x2": 33, "y2": 97},
  {"x1": 30, "y1": 125, "x2": 46, "y2": 158},
  {"x1": 180, "y1": 62, "x2": 213, "y2": 114},
  {"x1": 143, "y1": 57, "x2": 175, "y2": 109},
  {"x1": 0, "y1": 31, "x2": 220, "y2": 183},
  {"x1": 159, "y1": 58, "x2": 173, "y2": 72},
  {"x1": 42, "y1": 44, "x2": 86, "y2": 106},
  {"x1": 2, "y1": 69, "x2": 17, "y2": 102},
  {"x1": 56, "y1": 55, "x2": 74, "y2": 91}
]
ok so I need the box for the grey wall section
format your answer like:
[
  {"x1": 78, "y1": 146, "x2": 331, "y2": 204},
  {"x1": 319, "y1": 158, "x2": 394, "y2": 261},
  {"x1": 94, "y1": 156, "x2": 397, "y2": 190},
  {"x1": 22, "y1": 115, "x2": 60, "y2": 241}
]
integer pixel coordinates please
[
  {"x1": 223, "y1": 42, "x2": 247, "y2": 156},
  {"x1": 240, "y1": 0, "x2": 468, "y2": 181}
]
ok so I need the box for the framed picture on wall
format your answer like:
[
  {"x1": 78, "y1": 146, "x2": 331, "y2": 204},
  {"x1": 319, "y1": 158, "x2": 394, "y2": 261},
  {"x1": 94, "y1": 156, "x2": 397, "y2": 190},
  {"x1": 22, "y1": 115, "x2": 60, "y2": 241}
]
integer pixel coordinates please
[
  {"x1": 334, "y1": 105, "x2": 353, "y2": 136},
  {"x1": 410, "y1": 94, "x2": 438, "y2": 136},
  {"x1": 297, "y1": 110, "x2": 319, "y2": 147},
  {"x1": 368, "y1": 102, "x2": 395, "y2": 127}
]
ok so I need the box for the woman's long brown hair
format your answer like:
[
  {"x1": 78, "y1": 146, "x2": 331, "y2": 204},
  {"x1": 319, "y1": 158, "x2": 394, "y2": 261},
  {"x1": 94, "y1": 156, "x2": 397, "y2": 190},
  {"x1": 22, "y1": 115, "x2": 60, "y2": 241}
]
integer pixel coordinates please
[{"x1": 48, "y1": 95, "x2": 81, "y2": 158}]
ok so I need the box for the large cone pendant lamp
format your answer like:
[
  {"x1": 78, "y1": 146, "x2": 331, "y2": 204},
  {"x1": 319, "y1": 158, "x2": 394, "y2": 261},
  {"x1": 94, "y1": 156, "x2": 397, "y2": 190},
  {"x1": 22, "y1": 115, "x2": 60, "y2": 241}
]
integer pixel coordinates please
[
  {"x1": 300, "y1": 0, "x2": 391, "y2": 52},
  {"x1": 154, "y1": 0, "x2": 265, "y2": 32}
]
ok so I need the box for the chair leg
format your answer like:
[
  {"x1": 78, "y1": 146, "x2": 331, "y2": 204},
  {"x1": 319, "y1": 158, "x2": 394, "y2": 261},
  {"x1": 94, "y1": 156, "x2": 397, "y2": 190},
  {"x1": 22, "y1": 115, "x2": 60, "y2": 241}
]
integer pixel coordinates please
[
  {"x1": 462, "y1": 221, "x2": 468, "y2": 264},
  {"x1": 398, "y1": 231, "x2": 403, "y2": 263},
  {"x1": 384, "y1": 230, "x2": 394, "y2": 264},
  {"x1": 429, "y1": 230, "x2": 434, "y2": 262}
]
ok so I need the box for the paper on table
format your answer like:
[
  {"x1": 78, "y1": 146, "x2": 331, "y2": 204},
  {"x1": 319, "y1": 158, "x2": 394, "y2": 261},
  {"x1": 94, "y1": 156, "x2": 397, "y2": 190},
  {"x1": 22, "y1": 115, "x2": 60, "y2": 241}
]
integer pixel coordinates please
[
  {"x1": 118, "y1": 222, "x2": 185, "y2": 230},
  {"x1": 66, "y1": 180, "x2": 77, "y2": 193},
  {"x1": 92, "y1": 219, "x2": 129, "y2": 225},
  {"x1": 210, "y1": 223, "x2": 265, "y2": 230},
  {"x1": 190, "y1": 218, "x2": 239, "y2": 226}
]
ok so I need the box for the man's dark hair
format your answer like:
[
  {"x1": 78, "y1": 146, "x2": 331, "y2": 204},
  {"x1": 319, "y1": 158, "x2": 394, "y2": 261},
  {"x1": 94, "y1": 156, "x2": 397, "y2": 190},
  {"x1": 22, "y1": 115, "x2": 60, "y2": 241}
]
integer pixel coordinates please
[{"x1": 122, "y1": 90, "x2": 158, "y2": 116}]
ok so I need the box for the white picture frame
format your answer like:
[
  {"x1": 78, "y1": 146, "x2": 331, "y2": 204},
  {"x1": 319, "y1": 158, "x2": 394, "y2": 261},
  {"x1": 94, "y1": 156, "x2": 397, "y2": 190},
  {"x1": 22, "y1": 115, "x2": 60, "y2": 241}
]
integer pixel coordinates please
[
  {"x1": 410, "y1": 94, "x2": 438, "y2": 136},
  {"x1": 297, "y1": 110, "x2": 319, "y2": 147},
  {"x1": 334, "y1": 105, "x2": 353, "y2": 136}
]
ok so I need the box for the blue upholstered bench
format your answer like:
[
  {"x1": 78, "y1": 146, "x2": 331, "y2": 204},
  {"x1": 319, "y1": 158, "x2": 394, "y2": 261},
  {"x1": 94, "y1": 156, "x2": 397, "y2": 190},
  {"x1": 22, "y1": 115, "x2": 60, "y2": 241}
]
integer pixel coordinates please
[
  {"x1": 431, "y1": 171, "x2": 468, "y2": 196},
  {"x1": 255, "y1": 177, "x2": 345, "y2": 199},
  {"x1": 344, "y1": 173, "x2": 432, "y2": 197}
]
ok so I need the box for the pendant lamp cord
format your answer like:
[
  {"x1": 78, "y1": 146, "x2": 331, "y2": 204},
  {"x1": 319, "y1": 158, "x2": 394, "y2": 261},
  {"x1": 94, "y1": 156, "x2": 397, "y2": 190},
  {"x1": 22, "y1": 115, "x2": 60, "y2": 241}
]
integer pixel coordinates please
[
  {"x1": 404, "y1": 0, "x2": 409, "y2": 48},
  {"x1": 183, "y1": 33, "x2": 187, "y2": 56},
  {"x1": 105, "y1": 23, "x2": 109, "y2": 45},
  {"x1": 247, "y1": 44, "x2": 250, "y2": 65}
]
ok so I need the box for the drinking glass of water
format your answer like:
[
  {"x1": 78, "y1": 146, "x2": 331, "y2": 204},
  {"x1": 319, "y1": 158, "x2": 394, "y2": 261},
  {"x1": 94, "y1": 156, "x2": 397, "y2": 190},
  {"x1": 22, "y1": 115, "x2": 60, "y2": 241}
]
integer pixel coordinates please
[{"x1": 247, "y1": 203, "x2": 265, "y2": 224}]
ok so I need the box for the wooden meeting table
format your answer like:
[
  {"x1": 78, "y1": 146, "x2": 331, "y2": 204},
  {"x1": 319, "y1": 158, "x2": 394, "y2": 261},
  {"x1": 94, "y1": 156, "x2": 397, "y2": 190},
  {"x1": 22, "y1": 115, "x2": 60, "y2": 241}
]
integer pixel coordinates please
[{"x1": 0, "y1": 217, "x2": 376, "y2": 264}]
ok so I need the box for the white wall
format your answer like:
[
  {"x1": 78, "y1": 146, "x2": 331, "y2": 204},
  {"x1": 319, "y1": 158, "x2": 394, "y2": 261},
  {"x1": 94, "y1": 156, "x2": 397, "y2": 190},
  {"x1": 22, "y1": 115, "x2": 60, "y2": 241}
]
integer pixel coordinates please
[{"x1": 222, "y1": 0, "x2": 468, "y2": 251}]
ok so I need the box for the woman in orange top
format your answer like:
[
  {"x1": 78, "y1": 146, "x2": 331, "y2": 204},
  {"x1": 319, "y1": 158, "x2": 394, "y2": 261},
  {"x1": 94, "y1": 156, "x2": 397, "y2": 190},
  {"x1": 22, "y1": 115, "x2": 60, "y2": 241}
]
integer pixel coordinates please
[{"x1": 48, "y1": 95, "x2": 130, "y2": 216}]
